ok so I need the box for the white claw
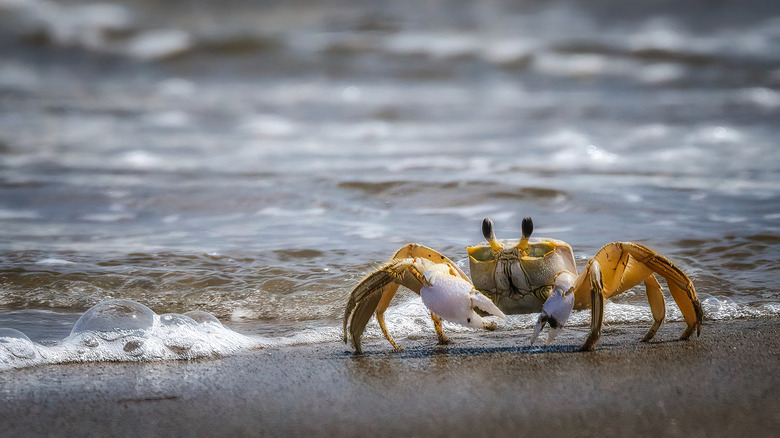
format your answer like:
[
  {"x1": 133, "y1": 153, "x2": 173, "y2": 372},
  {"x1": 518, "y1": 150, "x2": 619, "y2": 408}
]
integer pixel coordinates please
[
  {"x1": 530, "y1": 316, "x2": 545, "y2": 345},
  {"x1": 420, "y1": 267, "x2": 504, "y2": 329},
  {"x1": 545, "y1": 327, "x2": 563, "y2": 346},
  {"x1": 470, "y1": 288, "x2": 506, "y2": 320},
  {"x1": 530, "y1": 271, "x2": 576, "y2": 346}
]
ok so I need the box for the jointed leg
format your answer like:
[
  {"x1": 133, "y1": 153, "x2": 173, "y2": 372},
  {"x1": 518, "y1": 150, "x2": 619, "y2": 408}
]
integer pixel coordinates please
[
  {"x1": 572, "y1": 242, "x2": 702, "y2": 350},
  {"x1": 624, "y1": 242, "x2": 702, "y2": 339},
  {"x1": 375, "y1": 282, "x2": 402, "y2": 350},
  {"x1": 431, "y1": 313, "x2": 451, "y2": 345},
  {"x1": 641, "y1": 274, "x2": 665, "y2": 342},
  {"x1": 580, "y1": 261, "x2": 605, "y2": 351},
  {"x1": 393, "y1": 243, "x2": 470, "y2": 282}
]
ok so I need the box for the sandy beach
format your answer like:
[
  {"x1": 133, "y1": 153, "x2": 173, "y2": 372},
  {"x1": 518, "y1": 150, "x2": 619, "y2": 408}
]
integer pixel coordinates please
[{"x1": 1, "y1": 318, "x2": 778, "y2": 437}]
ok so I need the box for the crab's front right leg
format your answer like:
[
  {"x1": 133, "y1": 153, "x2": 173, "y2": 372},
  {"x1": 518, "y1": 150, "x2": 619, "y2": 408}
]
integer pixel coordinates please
[{"x1": 533, "y1": 242, "x2": 703, "y2": 351}]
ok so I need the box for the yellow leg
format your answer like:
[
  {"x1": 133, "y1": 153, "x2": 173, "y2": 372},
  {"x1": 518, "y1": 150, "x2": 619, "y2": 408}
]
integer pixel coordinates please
[
  {"x1": 580, "y1": 261, "x2": 604, "y2": 351},
  {"x1": 376, "y1": 312, "x2": 403, "y2": 350},
  {"x1": 393, "y1": 243, "x2": 470, "y2": 282},
  {"x1": 641, "y1": 274, "x2": 665, "y2": 342},
  {"x1": 431, "y1": 313, "x2": 451, "y2": 345},
  {"x1": 624, "y1": 242, "x2": 703, "y2": 339},
  {"x1": 669, "y1": 283, "x2": 700, "y2": 339},
  {"x1": 344, "y1": 259, "x2": 417, "y2": 354},
  {"x1": 343, "y1": 246, "x2": 468, "y2": 353},
  {"x1": 573, "y1": 242, "x2": 702, "y2": 350},
  {"x1": 374, "y1": 280, "x2": 402, "y2": 350}
]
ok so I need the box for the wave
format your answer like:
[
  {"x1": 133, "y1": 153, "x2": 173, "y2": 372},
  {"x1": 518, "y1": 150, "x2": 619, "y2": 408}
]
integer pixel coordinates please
[
  {"x1": 339, "y1": 180, "x2": 570, "y2": 200},
  {"x1": 4, "y1": 292, "x2": 780, "y2": 371},
  {"x1": 3, "y1": 0, "x2": 778, "y2": 88},
  {"x1": 0, "y1": 299, "x2": 262, "y2": 371}
]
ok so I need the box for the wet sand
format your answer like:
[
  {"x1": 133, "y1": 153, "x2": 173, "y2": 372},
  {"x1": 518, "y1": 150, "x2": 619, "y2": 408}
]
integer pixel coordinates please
[{"x1": 1, "y1": 318, "x2": 778, "y2": 437}]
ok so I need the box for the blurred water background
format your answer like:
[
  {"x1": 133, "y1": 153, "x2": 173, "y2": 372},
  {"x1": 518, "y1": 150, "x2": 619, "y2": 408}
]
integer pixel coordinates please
[{"x1": 0, "y1": 0, "x2": 778, "y2": 366}]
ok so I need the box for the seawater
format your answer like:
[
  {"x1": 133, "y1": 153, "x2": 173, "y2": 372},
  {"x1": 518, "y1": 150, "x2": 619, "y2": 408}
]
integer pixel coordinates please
[{"x1": 1, "y1": 0, "x2": 779, "y2": 369}]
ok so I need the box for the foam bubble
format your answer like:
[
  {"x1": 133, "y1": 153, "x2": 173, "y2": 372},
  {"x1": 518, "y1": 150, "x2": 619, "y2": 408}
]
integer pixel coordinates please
[
  {"x1": 184, "y1": 310, "x2": 223, "y2": 326},
  {"x1": 71, "y1": 299, "x2": 156, "y2": 338},
  {"x1": 157, "y1": 313, "x2": 207, "y2": 355},
  {"x1": 0, "y1": 328, "x2": 38, "y2": 360},
  {"x1": 0, "y1": 300, "x2": 264, "y2": 370}
]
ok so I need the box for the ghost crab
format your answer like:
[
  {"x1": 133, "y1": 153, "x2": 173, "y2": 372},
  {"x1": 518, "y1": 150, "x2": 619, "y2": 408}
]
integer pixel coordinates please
[{"x1": 343, "y1": 217, "x2": 703, "y2": 353}]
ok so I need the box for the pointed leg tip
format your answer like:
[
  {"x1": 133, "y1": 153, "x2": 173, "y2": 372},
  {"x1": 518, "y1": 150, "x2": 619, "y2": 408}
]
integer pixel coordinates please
[{"x1": 680, "y1": 324, "x2": 697, "y2": 340}]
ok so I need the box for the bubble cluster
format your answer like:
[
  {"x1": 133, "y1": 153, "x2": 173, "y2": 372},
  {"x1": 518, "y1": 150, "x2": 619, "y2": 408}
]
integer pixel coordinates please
[
  {"x1": 0, "y1": 299, "x2": 260, "y2": 371},
  {"x1": 71, "y1": 299, "x2": 156, "y2": 337},
  {"x1": 0, "y1": 328, "x2": 38, "y2": 359}
]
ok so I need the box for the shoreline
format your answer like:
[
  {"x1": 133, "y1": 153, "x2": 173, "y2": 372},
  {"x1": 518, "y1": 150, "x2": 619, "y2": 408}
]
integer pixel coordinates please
[{"x1": 1, "y1": 318, "x2": 779, "y2": 437}]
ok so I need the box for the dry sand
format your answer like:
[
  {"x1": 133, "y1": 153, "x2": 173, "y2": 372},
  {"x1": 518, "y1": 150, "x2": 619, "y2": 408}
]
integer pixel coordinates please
[{"x1": 1, "y1": 318, "x2": 778, "y2": 437}]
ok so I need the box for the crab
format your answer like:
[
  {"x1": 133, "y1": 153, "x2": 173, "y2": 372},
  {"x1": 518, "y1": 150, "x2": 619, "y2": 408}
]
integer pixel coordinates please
[{"x1": 343, "y1": 216, "x2": 703, "y2": 353}]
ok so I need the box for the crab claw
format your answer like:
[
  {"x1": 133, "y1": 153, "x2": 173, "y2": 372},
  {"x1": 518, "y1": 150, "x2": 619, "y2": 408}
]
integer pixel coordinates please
[
  {"x1": 421, "y1": 270, "x2": 506, "y2": 329},
  {"x1": 530, "y1": 271, "x2": 576, "y2": 346}
]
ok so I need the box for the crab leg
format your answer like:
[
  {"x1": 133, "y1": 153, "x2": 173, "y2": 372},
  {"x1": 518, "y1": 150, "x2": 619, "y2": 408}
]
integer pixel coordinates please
[
  {"x1": 626, "y1": 242, "x2": 703, "y2": 338},
  {"x1": 392, "y1": 243, "x2": 471, "y2": 282},
  {"x1": 641, "y1": 274, "x2": 665, "y2": 342},
  {"x1": 579, "y1": 260, "x2": 605, "y2": 351},
  {"x1": 571, "y1": 242, "x2": 702, "y2": 351},
  {"x1": 343, "y1": 258, "x2": 423, "y2": 353},
  {"x1": 344, "y1": 244, "x2": 498, "y2": 353}
]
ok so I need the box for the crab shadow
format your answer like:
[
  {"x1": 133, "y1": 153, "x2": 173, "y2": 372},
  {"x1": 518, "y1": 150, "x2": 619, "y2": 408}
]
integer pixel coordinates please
[{"x1": 339, "y1": 343, "x2": 590, "y2": 360}]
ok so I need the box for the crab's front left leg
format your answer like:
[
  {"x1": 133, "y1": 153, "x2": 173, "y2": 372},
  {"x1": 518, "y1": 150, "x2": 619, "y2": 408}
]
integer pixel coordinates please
[
  {"x1": 343, "y1": 257, "x2": 424, "y2": 353},
  {"x1": 344, "y1": 244, "x2": 504, "y2": 353}
]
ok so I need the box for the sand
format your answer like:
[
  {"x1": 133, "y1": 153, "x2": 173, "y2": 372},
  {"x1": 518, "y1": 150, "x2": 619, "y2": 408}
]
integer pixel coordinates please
[{"x1": 1, "y1": 318, "x2": 778, "y2": 437}]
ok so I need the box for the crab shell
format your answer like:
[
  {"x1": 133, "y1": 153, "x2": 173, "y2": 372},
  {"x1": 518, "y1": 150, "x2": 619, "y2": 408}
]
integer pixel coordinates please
[{"x1": 467, "y1": 238, "x2": 577, "y2": 314}]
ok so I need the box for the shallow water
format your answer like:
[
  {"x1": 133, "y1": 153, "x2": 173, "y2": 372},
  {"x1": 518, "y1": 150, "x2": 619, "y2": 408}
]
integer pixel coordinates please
[{"x1": 1, "y1": 0, "x2": 779, "y2": 369}]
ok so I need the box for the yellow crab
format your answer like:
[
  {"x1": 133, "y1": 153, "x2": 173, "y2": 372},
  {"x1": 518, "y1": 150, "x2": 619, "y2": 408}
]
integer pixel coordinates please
[{"x1": 343, "y1": 216, "x2": 703, "y2": 353}]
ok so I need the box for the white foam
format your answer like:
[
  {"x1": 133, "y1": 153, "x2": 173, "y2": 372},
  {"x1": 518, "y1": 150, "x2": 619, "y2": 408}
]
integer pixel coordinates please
[
  {"x1": 0, "y1": 209, "x2": 40, "y2": 220},
  {"x1": 144, "y1": 110, "x2": 191, "y2": 128},
  {"x1": 4, "y1": 295, "x2": 779, "y2": 370},
  {"x1": 240, "y1": 114, "x2": 297, "y2": 137},
  {"x1": 123, "y1": 29, "x2": 191, "y2": 60},
  {"x1": 35, "y1": 258, "x2": 75, "y2": 266},
  {"x1": 80, "y1": 213, "x2": 136, "y2": 223},
  {"x1": 0, "y1": 0, "x2": 132, "y2": 51},
  {"x1": 119, "y1": 150, "x2": 164, "y2": 170},
  {"x1": 255, "y1": 207, "x2": 326, "y2": 218},
  {"x1": 685, "y1": 125, "x2": 743, "y2": 145},
  {"x1": 0, "y1": 300, "x2": 260, "y2": 371},
  {"x1": 384, "y1": 32, "x2": 479, "y2": 58}
]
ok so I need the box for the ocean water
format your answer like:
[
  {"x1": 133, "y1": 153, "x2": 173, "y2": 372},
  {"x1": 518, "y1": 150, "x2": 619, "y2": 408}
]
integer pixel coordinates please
[{"x1": 1, "y1": 0, "x2": 779, "y2": 370}]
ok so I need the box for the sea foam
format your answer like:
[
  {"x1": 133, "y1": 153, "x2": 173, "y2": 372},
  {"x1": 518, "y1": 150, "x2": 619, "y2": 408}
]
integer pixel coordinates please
[{"x1": 0, "y1": 299, "x2": 261, "y2": 371}]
